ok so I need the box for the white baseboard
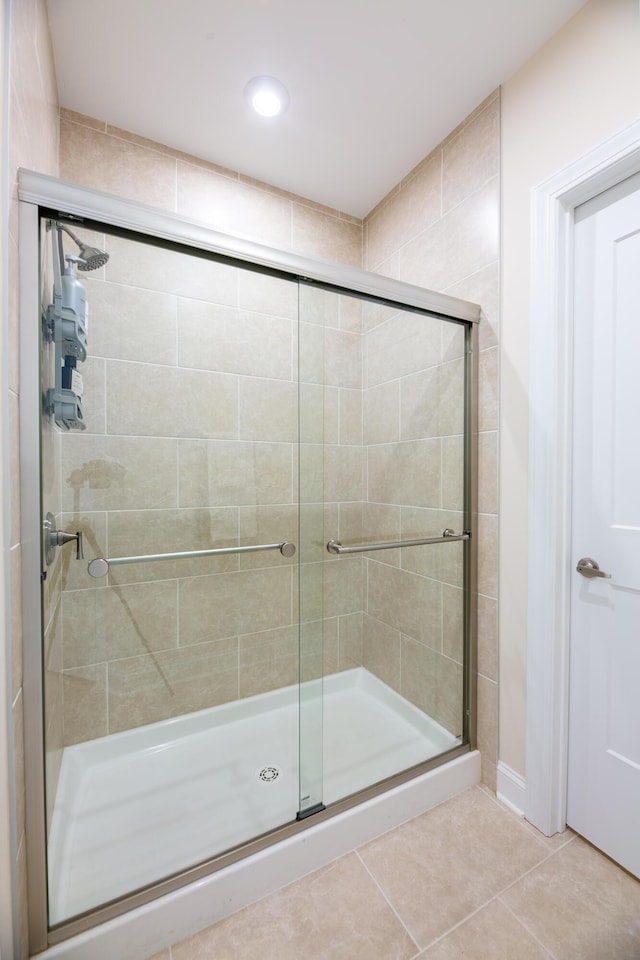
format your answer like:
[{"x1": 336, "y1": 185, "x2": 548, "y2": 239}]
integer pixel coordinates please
[{"x1": 496, "y1": 761, "x2": 526, "y2": 817}]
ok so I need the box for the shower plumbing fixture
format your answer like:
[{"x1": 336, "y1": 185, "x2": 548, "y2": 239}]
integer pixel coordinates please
[
  {"x1": 55, "y1": 221, "x2": 110, "y2": 271},
  {"x1": 43, "y1": 512, "x2": 84, "y2": 566},
  {"x1": 44, "y1": 220, "x2": 108, "y2": 431}
]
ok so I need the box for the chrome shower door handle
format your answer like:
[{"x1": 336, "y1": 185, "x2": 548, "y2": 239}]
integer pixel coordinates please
[{"x1": 576, "y1": 557, "x2": 612, "y2": 579}]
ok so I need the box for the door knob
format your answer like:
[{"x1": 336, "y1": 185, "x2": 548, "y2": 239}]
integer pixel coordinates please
[{"x1": 576, "y1": 557, "x2": 612, "y2": 579}]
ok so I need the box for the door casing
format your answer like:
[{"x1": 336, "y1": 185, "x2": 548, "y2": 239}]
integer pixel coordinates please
[{"x1": 525, "y1": 117, "x2": 640, "y2": 836}]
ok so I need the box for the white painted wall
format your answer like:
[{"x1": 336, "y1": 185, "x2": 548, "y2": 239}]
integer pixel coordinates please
[{"x1": 500, "y1": 0, "x2": 640, "y2": 778}]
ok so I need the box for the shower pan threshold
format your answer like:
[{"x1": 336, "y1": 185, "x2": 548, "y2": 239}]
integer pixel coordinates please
[{"x1": 48, "y1": 666, "x2": 459, "y2": 924}]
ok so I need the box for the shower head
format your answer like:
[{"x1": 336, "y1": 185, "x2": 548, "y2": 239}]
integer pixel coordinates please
[{"x1": 59, "y1": 223, "x2": 109, "y2": 271}]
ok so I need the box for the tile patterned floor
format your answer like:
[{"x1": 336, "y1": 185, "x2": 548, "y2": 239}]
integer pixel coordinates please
[{"x1": 145, "y1": 785, "x2": 640, "y2": 960}]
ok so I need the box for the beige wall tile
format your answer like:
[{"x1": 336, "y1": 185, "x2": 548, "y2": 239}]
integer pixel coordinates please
[
  {"x1": 298, "y1": 322, "x2": 323, "y2": 388},
  {"x1": 299, "y1": 383, "x2": 325, "y2": 444},
  {"x1": 171, "y1": 852, "x2": 417, "y2": 960},
  {"x1": 338, "y1": 612, "x2": 363, "y2": 670},
  {"x1": 443, "y1": 583, "x2": 463, "y2": 663},
  {"x1": 292, "y1": 204, "x2": 363, "y2": 268},
  {"x1": 324, "y1": 445, "x2": 363, "y2": 503},
  {"x1": 339, "y1": 388, "x2": 362, "y2": 445},
  {"x1": 442, "y1": 435, "x2": 464, "y2": 511},
  {"x1": 365, "y1": 312, "x2": 441, "y2": 387},
  {"x1": 399, "y1": 506, "x2": 449, "y2": 581},
  {"x1": 400, "y1": 178, "x2": 499, "y2": 292},
  {"x1": 477, "y1": 674, "x2": 498, "y2": 775},
  {"x1": 323, "y1": 556, "x2": 363, "y2": 619},
  {"x1": 106, "y1": 361, "x2": 238, "y2": 439},
  {"x1": 367, "y1": 561, "x2": 441, "y2": 648},
  {"x1": 83, "y1": 277, "x2": 178, "y2": 365},
  {"x1": 107, "y1": 638, "x2": 239, "y2": 732},
  {"x1": 479, "y1": 345, "x2": 498, "y2": 432},
  {"x1": 238, "y1": 269, "x2": 298, "y2": 319},
  {"x1": 362, "y1": 614, "x2": 401, "y2": 691},
  {"x1": 178, "y1": 161, "x2": 292, "y2": 248},
  {"x1": 366, "y1": 153, "x2": 441, "y2": 270},
  {"x1": 62, "y1": 581, "x2": 178, "y2": 669},
  {"x1": 477, "y1": 513, "x2": 498, "y2": 599},
  {"x1": 60, "y1": 119, "x2": 177, "y2": 209},
  {"x1": 78, "y1": 355, "x2": 106, "y2": 435},
  {"x1": 179, "y1": 566, "x2": 292, "y2": 645},
  {"x1": 238, "y1": 504, "x2": 298, "y2": 569},
  {"x1": 61, "y1": 435, "x2": 178, "y2": 512},
  {"x1": 478, "y1": 594, "x2": 498, "y2": 681},
  {"x1": 501, "y1": 837, "x2": 640, "y2": 960},
  {"x1": 361, "y1": 502, "x2": 401, "y2": 565},
  {"x1": 445, "y1": 261, "x2": 499, "y2": 351},
  {"x1": 478, "y1": 430, "x2": 498, "y2": 515},
  {"x1": 338, "y1": 294, "x2": 363, "y2": 333},
  {"x1": 178, "y1": 299, "x2": 293, "y2": 380},
  {"x1": 368, "y1": 440, "x2": 442, "y2": 509},
  {"x1": 359, "y1": 787, "x2": 549, "y2": 949},
  {"x1": 323, "y1": 328, "x2": 362, "y2": 390},
  {"x1": 105, "y1": 235, "x2": 238, "y2": 304},
  {"x1": 401, "y1": 637, "x2": 462, "y2": 735},
  {"x1": 400, "y1": 360, "x2": 464, "y2": 441},
  {"x1": 443, "y1": 97, "x2": 500, "y2": 213},
  {"x1": 239, "y1": 625, "x2": 298, "y2": 698},
  {"x1": 107, "y1": 506, "x2": 239, "y2": 583},
  {"x1": 63, "y1": 663, "x2": 108, "y2": 745},
  {"x1": 239, "y1": 378, "x2": 297, "y2": 442},
  {"x1": 363, "y1": 380, "x2": 399, "y2": 445},
  {"x1": 179, "y1": 439, "x2": 293, "y2": 507}
]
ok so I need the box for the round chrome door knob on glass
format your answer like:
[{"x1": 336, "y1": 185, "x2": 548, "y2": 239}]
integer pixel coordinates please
[{"x1": 576, "y1": 557, "x2": 612, "y2": 579}]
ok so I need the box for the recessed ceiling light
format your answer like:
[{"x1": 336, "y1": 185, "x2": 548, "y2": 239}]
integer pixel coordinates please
[{"x1": 244, "y1": 76, "x2": 289, "y2": 118}]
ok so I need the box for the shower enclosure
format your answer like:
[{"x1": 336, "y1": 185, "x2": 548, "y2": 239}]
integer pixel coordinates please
[{"x1": 19, "y1": 172, "x2": 478, "y2": 950}]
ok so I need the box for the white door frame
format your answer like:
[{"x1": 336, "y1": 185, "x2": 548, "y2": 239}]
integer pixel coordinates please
[{"x1": 525, "y1": 117, "x2": 640, "y2": 836}]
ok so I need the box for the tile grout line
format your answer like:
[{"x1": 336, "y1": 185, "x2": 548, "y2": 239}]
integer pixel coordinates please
[
  {"x1": 497, "y1": 895, "x2": 559, "y2": 959},
  {"x1": 354, "y1": 849, "x2": 422, "y2": 956}
]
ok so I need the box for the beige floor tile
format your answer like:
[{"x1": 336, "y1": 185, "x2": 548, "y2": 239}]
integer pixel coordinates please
[
  {"x1": 418, "y1": 900, "x2": 551, "y2": 959},
  {"x1": 170, "y1": 852, "x2": 418, "y2": 960},
  {"x1": 358, "y1": 786, "x2": 550, "y2": 948},
  {"x1": 501, "y1": 836, "x2": 640, "y2": 960},
  {"x1": 142, "y1": 952, "x2": 170, "y2": 960}
]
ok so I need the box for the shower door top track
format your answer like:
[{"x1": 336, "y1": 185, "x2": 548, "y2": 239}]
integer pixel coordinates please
[{"x1": 18, "y1": 169, "x2": 481, "y2": 323}]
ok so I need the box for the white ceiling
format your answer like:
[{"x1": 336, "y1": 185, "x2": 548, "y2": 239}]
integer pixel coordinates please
[{"x1": 47, "y1": 0, "x2": 589, "y2": 218}]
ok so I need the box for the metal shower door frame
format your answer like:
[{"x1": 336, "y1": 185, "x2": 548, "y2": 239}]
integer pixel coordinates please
[{"x1": 18, "y1": 169, "x2": 479, "y2": 951}]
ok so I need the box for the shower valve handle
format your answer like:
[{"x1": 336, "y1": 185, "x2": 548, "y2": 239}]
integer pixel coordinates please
[{"x1": 43, "y1": 512, "x2": 84, "y2": 564}]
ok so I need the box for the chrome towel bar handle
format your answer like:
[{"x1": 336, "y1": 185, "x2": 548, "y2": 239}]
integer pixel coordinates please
[
  {"x1": 87, "y1": 540, "x2": 296, "y2": 578},
  {"x1": 326, "y1": 529, "x2": 470, "y2": 556}
]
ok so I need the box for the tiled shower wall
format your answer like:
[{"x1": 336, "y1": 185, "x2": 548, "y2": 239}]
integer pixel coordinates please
[
  {"x1": 365, "y1": 92, "x2": 500, "y2": 787},
  {"x1": 54, "y1": 101, "x2": 499, "y2": 782}
]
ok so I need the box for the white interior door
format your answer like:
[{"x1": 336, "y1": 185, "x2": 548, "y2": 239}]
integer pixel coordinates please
[{"x1": 567, "y1": 170, "x2": 640, "y2": 879}]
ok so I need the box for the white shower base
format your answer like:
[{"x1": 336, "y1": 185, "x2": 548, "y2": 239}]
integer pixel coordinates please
[{"x1": 49, "y1": 667, "x2": 459, "y2": 923}]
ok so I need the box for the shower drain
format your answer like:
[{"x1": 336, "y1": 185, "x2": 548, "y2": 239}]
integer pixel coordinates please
[{"x1": 258, "y1": 766, "x2": 280, "y2": 783}]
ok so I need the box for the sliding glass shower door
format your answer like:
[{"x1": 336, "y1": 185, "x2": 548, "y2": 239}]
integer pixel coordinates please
[
  {"x1": 41, "y1": 220, "x2": 307, "y2": 923},
  {"x1": 36, "y1": 213, "x2": 472, "y2": 932},
  {"x1": 297, "y1": 283, "x2": 469, "y2": 807}
]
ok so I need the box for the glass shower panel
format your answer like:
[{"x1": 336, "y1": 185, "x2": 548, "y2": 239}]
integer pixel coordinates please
[
  {"x1": 40, "y1": 220, "x2": 302, "y2": 924},
  {"x1": 298, "y1": 283, "x2": 467, "y2": 808}
]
